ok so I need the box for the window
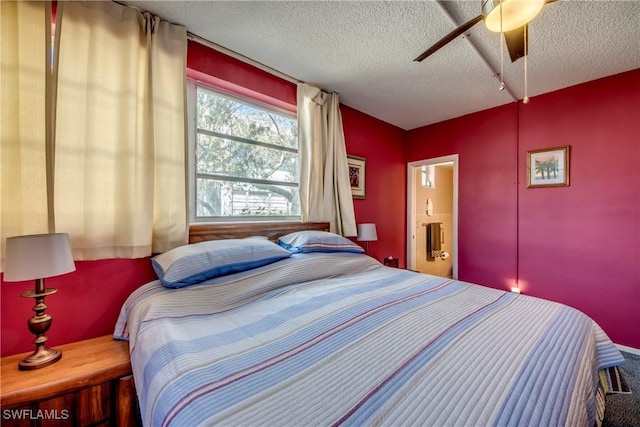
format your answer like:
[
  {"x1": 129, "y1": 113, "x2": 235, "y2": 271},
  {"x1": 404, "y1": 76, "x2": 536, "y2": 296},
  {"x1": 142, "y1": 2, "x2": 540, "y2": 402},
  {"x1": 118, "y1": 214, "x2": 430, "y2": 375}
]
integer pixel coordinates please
[
  {"x1": 190, "y1": 83, "x2": 300, "y2": 221},
  {"x1": 421, "y1": 165, "x2": 435, "y2": 188}
]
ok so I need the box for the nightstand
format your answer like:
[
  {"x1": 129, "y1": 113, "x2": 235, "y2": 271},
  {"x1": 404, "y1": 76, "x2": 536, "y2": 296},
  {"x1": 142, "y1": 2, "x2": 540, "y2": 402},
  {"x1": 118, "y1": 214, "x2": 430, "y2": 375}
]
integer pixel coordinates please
[
  {"x1": 383, "y1": 256, "x2": 399, "y2": 268},
  {"x1": 1, "y1": 335, "x2": 139, "y2": 426}
]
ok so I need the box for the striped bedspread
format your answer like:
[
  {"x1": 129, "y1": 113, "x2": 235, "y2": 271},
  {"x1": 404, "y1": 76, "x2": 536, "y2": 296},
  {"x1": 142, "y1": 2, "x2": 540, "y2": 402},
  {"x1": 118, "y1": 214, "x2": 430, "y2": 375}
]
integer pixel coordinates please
[{"x1": 114, "y1": 253, "x2": 624, "y2": 427}]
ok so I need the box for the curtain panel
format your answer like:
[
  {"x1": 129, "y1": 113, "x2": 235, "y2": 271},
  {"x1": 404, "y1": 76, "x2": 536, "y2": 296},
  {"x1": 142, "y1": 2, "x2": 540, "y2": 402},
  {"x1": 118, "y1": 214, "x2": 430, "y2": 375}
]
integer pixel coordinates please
[
  {"x1": 54, "y1": 1, "x2": 188, "y2": 260},
  {"x1": 0, "y1": 1, "x2": 52, "y2": 268},
  {"x1": 297, "y1": 83, "x2": 357, "y2": 236}
]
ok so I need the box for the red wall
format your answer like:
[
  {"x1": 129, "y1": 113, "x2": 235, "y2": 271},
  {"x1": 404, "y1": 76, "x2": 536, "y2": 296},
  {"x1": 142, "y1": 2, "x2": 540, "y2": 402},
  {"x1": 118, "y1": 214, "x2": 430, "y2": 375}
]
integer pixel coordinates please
[
  {"x1": 406, "y1": 104, "x2": 519, "y2": 286},
  {"x1": 406, "y1": 69, "x2": 640, "y2": 349},
  {"x1": 187, "y1": 40, "x2": 297, "y2": 111},
  {"x1": 1, "y1": 259, "x2": 156, "y2": 356},
  {"x1": 341, "y1": 106, "x2": 407, "y2": 265}
]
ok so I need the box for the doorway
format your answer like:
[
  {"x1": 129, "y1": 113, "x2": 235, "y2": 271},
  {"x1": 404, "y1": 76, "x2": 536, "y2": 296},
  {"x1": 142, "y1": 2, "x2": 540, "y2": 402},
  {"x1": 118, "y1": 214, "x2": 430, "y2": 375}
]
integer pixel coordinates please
[{"x1": 406, "y1": 155, "x2": 458, "y2": 278}]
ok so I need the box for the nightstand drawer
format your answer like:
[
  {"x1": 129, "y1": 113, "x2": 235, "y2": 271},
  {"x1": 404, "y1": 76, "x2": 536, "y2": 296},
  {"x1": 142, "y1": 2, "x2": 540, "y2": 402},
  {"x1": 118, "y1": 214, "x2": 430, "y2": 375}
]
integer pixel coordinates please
[{"x1": 1, "y1": 336, "x2": 139, "y2": 427}]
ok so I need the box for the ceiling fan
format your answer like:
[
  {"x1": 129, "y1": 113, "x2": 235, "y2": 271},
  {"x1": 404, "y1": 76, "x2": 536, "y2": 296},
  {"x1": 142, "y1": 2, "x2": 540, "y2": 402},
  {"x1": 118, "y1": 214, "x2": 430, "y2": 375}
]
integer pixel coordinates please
[{"x1": 414, "y1": 0, "x2": 554, "y2": 64}]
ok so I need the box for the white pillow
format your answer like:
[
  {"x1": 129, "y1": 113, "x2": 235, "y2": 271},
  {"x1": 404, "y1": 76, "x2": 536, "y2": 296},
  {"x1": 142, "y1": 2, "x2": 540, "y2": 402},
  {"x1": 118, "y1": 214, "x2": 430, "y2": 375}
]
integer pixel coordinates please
[
  {"x1": 152, "y1": 239, "x2": 291, "y2": 288},
  {"x1": 277, "y1": 231, "x2": 364, "y2": 254}
]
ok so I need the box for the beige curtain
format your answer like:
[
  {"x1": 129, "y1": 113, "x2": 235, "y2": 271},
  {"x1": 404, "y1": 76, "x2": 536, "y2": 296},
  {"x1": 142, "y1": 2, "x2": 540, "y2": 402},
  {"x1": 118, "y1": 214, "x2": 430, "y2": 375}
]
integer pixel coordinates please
[
  {"x1": 0, "y1": 1, "x2": 52, "y2": 268},
  {"x1": 297, "y1": 83, "x2": 357, "y2": 236},
  {"x1": 54, "y1": 1, "x2": 188, "y2": 259}
]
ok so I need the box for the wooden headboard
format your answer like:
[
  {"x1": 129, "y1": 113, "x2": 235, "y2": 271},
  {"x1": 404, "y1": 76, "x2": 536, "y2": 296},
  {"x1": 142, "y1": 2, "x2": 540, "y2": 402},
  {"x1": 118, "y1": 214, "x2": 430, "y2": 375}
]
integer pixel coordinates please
[{"x1": 189, "y1": 222, "x2": 330, "y2": 244}]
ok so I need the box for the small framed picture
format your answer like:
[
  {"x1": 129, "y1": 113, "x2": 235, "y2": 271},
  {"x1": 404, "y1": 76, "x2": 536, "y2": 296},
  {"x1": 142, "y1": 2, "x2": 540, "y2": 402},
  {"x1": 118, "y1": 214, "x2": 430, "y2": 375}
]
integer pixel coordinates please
[
  {"x1": 527, "y1": 146, "x2": 570, "y2": 188},
  {"x1": 347, "y1": 155, "x2": 366, "y2": 199}
]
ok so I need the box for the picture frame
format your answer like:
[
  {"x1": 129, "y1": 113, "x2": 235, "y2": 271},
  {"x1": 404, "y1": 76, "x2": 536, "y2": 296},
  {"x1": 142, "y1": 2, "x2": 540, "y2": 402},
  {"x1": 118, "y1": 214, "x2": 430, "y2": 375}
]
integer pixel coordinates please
[
  {"x1": 527, "y1": 145, "x2": 570, "y2": 188},
  {"x1": 347, "y1": 155, "x2": 366, "y2": 199}
]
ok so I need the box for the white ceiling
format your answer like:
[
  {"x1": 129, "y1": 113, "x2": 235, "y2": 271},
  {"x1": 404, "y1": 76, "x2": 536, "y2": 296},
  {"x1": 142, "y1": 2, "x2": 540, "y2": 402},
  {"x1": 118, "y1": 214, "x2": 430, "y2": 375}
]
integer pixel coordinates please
[{"x1": 123, "y1": 0, "x2": 640, "y2": 130}]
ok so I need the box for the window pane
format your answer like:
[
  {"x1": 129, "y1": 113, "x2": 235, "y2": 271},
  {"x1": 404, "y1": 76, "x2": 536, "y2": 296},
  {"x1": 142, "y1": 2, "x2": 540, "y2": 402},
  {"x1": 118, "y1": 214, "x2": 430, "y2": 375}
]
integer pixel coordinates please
[
  {"x1": 197, "y1": 89, "x2": 297, "y2": 150},
  {"x1": 196, "y1": 178, "x2": 300, "y2": 217},
  {"x1": 193, "y1": 85, "x2": 300, "y2": 220},
  {"x1": 197, "y1": 134, "x2": 298, "y2": 183}
]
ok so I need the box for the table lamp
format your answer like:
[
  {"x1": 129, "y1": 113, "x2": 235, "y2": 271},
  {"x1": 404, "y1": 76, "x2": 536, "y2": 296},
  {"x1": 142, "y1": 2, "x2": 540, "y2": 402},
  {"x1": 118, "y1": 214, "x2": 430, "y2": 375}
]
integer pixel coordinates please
[
  {"x1": 356, "y1": 223, "x2": 378, "y2": 255},
  {"x1": 3, "y1": 233, "x2": 75, "y2": 370}
]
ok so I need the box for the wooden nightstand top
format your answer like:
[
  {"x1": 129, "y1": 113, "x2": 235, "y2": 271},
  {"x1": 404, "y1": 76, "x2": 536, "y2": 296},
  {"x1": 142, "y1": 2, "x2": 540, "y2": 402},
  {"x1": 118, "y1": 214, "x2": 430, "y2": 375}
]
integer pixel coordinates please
[{"x1": 1, "y1": 335, "x2": 132, "y2": 408}]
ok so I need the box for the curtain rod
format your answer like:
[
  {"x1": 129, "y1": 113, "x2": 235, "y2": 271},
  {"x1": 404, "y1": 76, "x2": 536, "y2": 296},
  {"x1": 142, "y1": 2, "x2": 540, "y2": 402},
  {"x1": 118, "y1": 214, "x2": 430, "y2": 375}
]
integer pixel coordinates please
[
  {"x1": 118, "y1": 0, "x2": 302, "y2": 86},
  {"x1": 187, "y1": 33, "x2": 302, "y2": 85}
]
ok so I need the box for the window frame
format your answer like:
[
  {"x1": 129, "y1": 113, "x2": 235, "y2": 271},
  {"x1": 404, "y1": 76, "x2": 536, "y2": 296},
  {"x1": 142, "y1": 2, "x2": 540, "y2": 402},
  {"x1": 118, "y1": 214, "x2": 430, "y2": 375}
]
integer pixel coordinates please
[{"x1": 187, "y1": 79, "x2": 301, "y2": 224}]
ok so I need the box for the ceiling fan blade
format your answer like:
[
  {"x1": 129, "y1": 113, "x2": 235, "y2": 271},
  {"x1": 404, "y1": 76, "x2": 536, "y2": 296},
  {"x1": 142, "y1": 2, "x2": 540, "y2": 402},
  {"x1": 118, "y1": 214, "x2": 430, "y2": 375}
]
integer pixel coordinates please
[
  {"x1": 414, "y1": 15, "x2": 484, "y2": 62},
  {"x1": 504, "y1": 24, "x2": 527, "y2": 63},
  {"x1": 503, "y1": 0, "x2": 555, "y2": 62}
]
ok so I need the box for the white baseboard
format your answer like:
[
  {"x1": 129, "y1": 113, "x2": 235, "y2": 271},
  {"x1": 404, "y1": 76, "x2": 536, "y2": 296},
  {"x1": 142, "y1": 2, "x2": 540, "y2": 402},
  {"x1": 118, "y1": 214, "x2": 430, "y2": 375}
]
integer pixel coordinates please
[{"x1": 616, "y1": 343, "x2": 640, "y2": 356}]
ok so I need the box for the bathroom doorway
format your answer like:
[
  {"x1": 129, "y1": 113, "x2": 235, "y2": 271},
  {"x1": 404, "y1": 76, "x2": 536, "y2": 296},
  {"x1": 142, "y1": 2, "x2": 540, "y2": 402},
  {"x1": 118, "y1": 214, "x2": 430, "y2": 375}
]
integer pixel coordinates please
[{"x1": 406, "y1": 155, "x2": 458, "y2": 278}]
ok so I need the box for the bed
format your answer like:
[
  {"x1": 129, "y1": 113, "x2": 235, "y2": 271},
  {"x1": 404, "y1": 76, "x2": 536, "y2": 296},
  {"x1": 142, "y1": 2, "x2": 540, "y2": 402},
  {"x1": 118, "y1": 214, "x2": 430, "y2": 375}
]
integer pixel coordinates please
[{"x1": 115, "y1": 222, "x2": 627, "y2": 427}]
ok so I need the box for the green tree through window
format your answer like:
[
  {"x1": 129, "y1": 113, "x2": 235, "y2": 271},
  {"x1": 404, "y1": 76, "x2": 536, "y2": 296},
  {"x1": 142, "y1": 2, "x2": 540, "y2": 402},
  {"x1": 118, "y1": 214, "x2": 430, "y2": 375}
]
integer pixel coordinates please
[{"x1": 194, "y1": 86, "x2": 300, "y2": 219}]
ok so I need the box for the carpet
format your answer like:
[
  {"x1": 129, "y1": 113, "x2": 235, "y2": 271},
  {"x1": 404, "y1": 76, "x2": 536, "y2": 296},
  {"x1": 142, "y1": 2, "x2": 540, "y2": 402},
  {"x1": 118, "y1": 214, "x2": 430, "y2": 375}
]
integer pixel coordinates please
[{"x1": 603, "y1": 351, "x2": 640, "y2": 427}]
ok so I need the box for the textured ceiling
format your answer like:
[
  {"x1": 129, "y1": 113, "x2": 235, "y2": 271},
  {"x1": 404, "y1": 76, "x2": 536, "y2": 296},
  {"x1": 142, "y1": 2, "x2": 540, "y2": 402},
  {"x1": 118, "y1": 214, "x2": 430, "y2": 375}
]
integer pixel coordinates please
[{"x1": 123, "y1": 0, "x2": 640, "y2": 130}]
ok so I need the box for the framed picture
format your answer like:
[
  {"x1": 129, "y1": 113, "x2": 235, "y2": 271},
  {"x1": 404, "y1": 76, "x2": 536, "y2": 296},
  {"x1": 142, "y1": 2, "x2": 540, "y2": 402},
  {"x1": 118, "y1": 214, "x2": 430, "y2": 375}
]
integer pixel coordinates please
[
  {"x1": 347, "y1": 155, "x2": 366, "y2": 199},
  {"x1": 527, "y1": 145, "x2": 570, "y2": 188}
]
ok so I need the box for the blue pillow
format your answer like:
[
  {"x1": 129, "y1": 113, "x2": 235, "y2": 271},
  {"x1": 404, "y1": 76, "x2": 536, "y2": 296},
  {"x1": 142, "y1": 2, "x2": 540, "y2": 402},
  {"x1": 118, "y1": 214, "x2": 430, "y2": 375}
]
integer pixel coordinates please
[
  {"x1": 152, "y1": 239, "x2": 292, "y2": 288},
  {"x1": 277, "y1": 230, "x2": 364, "y2": 254}
]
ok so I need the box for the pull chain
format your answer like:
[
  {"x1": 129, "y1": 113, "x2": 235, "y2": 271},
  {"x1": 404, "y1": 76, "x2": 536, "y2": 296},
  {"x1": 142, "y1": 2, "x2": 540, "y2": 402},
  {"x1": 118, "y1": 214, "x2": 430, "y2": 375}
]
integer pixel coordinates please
[
  {"x1": 499, "y1": 2, "x2": 505, "y2": 91},
  {"x1": 523, "y1": 24, "x2": 529, "y2": 104}
]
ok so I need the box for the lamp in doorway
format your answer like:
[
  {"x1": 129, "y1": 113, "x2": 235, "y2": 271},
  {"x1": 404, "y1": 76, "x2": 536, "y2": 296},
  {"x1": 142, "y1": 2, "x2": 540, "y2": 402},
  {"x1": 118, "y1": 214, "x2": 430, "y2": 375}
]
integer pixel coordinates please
[
  {"x1": 3, "y1": 233, "x2": 76, "y2": 370},
  {"x1": 357, "y1": 223, "x2": 378, "y2": 255}
]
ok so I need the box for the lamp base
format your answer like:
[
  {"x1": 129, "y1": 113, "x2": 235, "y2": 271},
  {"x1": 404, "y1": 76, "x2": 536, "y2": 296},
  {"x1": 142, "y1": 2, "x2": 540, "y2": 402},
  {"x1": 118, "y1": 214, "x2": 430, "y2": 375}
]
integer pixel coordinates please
[
  {"x1": 19, "y1": 279, "x2": 61, "y2": 370},
  {"x1": 19, "y1": 346, "x2": 62, "y2": 371}
]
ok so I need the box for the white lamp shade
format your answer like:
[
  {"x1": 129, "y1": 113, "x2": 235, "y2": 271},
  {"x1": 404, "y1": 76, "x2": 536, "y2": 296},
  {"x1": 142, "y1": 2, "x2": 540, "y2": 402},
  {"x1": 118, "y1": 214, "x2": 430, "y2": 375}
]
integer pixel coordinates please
[
  {"x1": 4, "y1": 233, "x2": 76, "y2": 282},
  {"x1": 483, "y1": 0, "x2": 545, "y2": 33},
  {"x1": 357, "y1": 223, "x2": 378, "y2": 242}
]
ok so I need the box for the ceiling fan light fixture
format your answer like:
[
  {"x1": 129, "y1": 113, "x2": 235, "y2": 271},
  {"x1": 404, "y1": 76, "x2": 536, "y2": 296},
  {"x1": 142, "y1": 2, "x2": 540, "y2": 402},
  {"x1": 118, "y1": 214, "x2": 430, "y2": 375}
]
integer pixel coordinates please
[{"x1": 483, "y1": 0, "x2": 545, "y2": 33}]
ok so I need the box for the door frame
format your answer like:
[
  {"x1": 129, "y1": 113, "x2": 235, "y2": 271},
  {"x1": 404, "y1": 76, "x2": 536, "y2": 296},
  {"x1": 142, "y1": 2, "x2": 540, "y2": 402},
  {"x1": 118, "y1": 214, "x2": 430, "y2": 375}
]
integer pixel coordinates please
[{"x1": 406, "y1": 154, "x2": 459, "y2": 277}]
